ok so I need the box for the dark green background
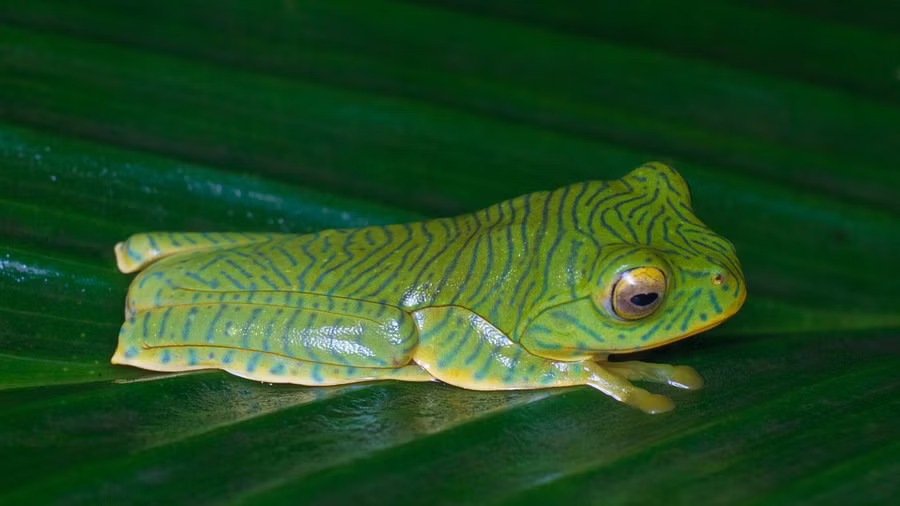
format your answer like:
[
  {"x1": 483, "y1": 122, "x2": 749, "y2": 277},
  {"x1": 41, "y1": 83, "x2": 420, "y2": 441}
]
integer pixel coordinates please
[{"x1": 1, "y1": 1, "x2": 898, "y2": 504}]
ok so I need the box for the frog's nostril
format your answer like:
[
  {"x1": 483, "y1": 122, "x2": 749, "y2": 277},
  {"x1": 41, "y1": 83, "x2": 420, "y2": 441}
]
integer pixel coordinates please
[{"x1": 712, "y1": 273, "x2": 725, "y2": 285}]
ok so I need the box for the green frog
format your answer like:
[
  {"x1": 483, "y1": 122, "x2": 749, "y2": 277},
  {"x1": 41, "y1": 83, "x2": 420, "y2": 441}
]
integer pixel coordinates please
[{"x1": 112, "y1": 162, "x2": 746, "y2": 413}]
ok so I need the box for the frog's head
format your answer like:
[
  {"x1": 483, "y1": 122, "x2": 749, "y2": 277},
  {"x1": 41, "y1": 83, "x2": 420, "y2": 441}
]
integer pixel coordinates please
[{"x1": 519, "y1": 162, "x2": 746, "y2": 361}]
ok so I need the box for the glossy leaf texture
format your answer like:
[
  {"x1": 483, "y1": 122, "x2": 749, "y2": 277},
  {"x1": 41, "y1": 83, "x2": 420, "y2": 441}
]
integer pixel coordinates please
[{"x1": 1, "y1": 1, "x2": 898, "y2": 504}]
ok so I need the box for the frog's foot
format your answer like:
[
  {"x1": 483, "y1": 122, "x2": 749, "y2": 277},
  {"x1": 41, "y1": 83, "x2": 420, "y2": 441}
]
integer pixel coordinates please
[
  {"x1": 603, "y1": 360, "x2": 704, "y2": 390},
  {"x1": 582, "y1": 362, "x2": 675, "y2": 414}
]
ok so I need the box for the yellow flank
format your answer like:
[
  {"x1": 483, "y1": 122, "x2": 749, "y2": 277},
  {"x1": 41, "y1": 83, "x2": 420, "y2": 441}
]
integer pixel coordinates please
[{"x1": 112, "y1": 162, "x2": 746, "y2": 413}]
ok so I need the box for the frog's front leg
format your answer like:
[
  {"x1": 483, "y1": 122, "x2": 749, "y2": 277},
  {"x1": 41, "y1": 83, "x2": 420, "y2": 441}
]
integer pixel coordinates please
[
  {"x1": 411, "y1": 306, "x2": 677, "y2": 414},
  {"x1": 604, "y1": 360, "x2": 704, "y2": 390}
]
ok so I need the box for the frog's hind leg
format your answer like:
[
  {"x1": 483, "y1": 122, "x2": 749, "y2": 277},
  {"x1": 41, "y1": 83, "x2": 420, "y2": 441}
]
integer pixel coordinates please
[
  {"x1": 113, "y1": 300, "x2": 436, "y2": 385},
  {"x1": 113, "y1": 328, "x2": 434, "y2": 386},
  {"x1": 115, "y1": 232, "x2": 288, "y2": 273}
]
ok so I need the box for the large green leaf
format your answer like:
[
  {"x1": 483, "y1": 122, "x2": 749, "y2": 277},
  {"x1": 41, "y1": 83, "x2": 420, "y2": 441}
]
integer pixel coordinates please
[{"x1": 1, "y1": 1, "x2": 898, "y2": 504}]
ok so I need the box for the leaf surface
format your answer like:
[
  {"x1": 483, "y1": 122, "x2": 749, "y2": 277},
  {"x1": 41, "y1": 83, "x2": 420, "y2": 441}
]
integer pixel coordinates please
[{"x1": 1, "y1": 1, "x2": 898, "y2": 504}]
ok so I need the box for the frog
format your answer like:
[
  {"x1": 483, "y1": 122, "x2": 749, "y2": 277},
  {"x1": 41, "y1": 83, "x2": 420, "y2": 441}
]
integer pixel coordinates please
[{"x1": 111, "y1": 162, "x2": 746, "y2": 413}]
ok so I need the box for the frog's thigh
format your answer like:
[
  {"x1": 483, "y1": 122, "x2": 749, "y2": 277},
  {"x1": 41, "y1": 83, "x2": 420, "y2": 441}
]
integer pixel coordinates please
[{"x1": 112, "y1": 298, "x2": 429, "y2": 384}]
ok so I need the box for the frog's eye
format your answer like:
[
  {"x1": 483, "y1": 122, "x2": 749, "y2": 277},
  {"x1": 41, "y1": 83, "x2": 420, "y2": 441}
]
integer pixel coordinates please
[{"x1": 611, "y1": 267, "x2": 666, "y2": 320}]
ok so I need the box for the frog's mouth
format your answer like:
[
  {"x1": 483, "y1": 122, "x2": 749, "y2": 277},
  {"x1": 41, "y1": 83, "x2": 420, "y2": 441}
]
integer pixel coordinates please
[{"x1": 623, "y1": 284, "x2": 747, "y2": 354}]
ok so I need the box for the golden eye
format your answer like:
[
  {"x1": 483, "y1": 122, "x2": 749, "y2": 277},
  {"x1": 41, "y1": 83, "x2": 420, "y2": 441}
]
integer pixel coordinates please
[{"x1": 612, "y1": 267, "x2": 666, "y2": 320}]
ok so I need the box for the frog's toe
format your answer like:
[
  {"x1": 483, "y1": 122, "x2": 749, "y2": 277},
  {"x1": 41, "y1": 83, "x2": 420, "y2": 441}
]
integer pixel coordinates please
[
  {"x1": 669, "y1": 365, "x2": 704, "y2": 390},
  {"x1": 626, "y1": 389, "x2": 675, "y2": 414}
]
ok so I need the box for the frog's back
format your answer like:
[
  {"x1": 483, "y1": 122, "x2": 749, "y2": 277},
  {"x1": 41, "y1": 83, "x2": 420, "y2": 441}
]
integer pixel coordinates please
[
  {"x1": 125, "y1": 226, "x2": 421, "y2": 316},
  {"x1": 125, "y1": 179, "x2": 608, "y2": 334},
  {"x1": 125, "y1": 166, "x2": 689, "y2": 333},
  {"x1": 125, "y1": 191, "x2": 543, "y2": 327},
  {"x1": 124, "y1": 222, "x2": 459, "y2": 312}
]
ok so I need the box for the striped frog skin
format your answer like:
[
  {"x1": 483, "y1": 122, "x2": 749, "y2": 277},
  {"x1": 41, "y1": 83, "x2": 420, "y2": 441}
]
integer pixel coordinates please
[{"x1": 112, "y1": 162, "x2": 746, "y2": 413}]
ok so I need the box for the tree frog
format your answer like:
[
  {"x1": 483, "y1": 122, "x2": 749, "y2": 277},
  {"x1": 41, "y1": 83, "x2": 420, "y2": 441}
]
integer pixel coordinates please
[{"x1": 112, "y1": 162, "x2": 746, "y2": 413}]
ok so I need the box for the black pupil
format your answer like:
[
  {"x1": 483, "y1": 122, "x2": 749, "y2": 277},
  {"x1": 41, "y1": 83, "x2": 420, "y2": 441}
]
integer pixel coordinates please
[{"x1": 630, "y1": 292, "x2": 659, "y2": 307}]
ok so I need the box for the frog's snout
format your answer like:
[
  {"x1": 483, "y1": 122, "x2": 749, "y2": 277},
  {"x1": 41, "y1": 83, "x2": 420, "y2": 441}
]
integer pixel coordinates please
[{"x1": 711, "y1": 270, "x2": 747, "y2": 319}]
